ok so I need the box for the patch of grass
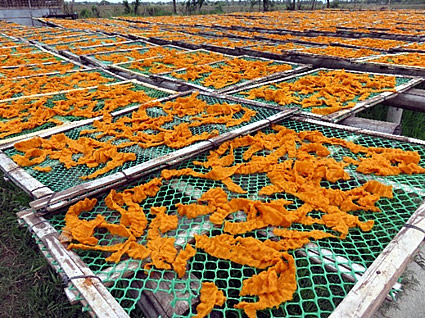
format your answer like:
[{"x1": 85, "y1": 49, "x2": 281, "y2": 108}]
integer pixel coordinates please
[
  {"x1": 0, "y1": 174, "x2": 87, "y2": 318},
  {"x1": 357, "y1": 104, "x2": 389, "y2": 121},
  {"x1": 400, "y1": 110, "x2": 425, "y2": 140}
]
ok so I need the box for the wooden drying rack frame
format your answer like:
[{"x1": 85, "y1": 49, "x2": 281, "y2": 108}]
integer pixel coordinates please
[{"x1": 15, "y1": 115, "x2": 425, "y2": 318}]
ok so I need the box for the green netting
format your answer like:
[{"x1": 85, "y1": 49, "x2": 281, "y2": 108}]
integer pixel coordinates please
[
  {"x1": 0, "y1": 52, "x2": 64, "y2": 66},
  {"x1": 41, "y1": 34, "x2": 115, "y2": 45},
  {"x1": 118, "y1": 49, "x2": 220, "y2": 75},
  {"x1": 0, "y1": 45, "x2": 41, "y2": 55},
  {"x1": 0, "y1": 40, "x2": 22, "y2": 47},
  {"x1": 162, "y1": 56, "x2": 301, "y2": 91},
  {"x1": 0, "y1": 82, "x2": 171, "y2": 140},
  {"x1": 171, "y1": 34, "x2": 259, "y2": 48},
  {"x1": 25, "y1": 31, "x2": 90, "y2": 40},
  {"x1": 50, "y1": 36, "x2": 127, "y2": 50},
  {"x1": 231, "y1": 70, "x2": 413, "y2": 115},
  {"x1": 78, "y1": 41, "x2": 150, "y2": 55},
  {"x1": 89, "y1": 47, "x2": 155, "y2": 65},
  {"x1": 4, "y1": 93, "x2": 280, "y2": 193},
  {"x1": 247, "y1": 43, "x2": 316, "y2": 55},
  {"x1": 0, "y1": 61, "x2": 82, "y2": 79},
  {"x1": 2, "y1": 69, "x2": 123, "y2": 99},
  {"x1": 32, "y1": 236, "x2": 94, "y2": 314},
  {"x1": 41, "y1": 118, "x2": 425, "y2": 318}
]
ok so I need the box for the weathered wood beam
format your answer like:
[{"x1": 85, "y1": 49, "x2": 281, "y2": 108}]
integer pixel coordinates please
[
  {"x1": 386, "y1": 106, "x2": 403, "y2": 125},
  {"x1": 385, "y1": 89, "x2": 425, "y2": 113},
  {"x1": 329, "y1": 202, "x2": 425, "y2": 318},
  {"x1": 340, "y1": 116, "x2": 401, "y2": 135}
]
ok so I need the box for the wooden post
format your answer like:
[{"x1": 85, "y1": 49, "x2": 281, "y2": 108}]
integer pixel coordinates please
[
  {"x1": 329, "y1": 203, "x2": 425, "y2": 318},
  {"x1": 27, "y1": 0, "x2": 34, "y2": 26},
  {"x1": 340, "y1": 116, "x2": 401, "y2": 135},
  {"x1": 385, "y1": 89, "x2": 425, "y2": 113},
  {"x1": 386, "y1": 106, "x2": 403, "y2": 125}
]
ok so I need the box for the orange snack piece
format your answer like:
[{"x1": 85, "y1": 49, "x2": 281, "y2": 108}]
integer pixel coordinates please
[
  {"x1": 11, "y1": 92, "x2": 256, "y2": 179},
  {"x1": 299, "y1": 46, "x2": 379, "y2": 59},
  {"x1": 61, "y1": 119, "x2": 425, "y2": 317},
  {"x1": 368, "y1": 53, "x2": 425, "y2": 68},
  {"x1": 347, "y1": 148, "x2": 425, "y2": 176},
  {"x1": 0, "y1": 83, "x2": 155, "y2": 139},
  {"x1": 193, "y1": 282, "x2": 226, "y2": 318},
  {"x1": 0, "y1": 70, "x2": 115, "y2": 99},
  {"x1": 172, "y1": 58, "x2": 293, "y2": 89},
  {"x1": 61, "y1": 198, "x2": 101, "y2": 245},
  {"x1": 104, "y1": 178, "x2": 162, "y2": 237},
  {"x1": 147, "y1": 206, "x2": 178, "y2": 240},
  {"x1": 235, "y1": 255, "x2": 297, "y2": 318},
  {"x1": 195, "y1": 234, "x2": 282, "y2": 269},
  {"x1": 33, "y1": 166, "x2": 52, "y2": 172},
  {"x1": 173, "y1": 244, "x2": 197, "y2": 278},
  {"x1": 145, "y1": 236, "x2": 178, "y2": 270},
  {"x1": 240, "y1": 69, "x2": 396, "y2": 115},
  {"x1": 363, "y1": 180, "x2": 393, "y2": 199},
  {"x1": 265, "y1": 229, "x2": 336, "y2": 251},
  {"x1": 128, "y1": 50, "x2": 226, "y2": 74},
  {"x1": 67, "y1": 238, "x2": 150, "y2": 263}
]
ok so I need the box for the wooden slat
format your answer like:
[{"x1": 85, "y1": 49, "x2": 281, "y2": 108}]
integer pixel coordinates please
[
  {"x1": 18, "y1": 210, "x2": 130, "y2": 318},
  {"x1": 329, "y1": 202, "x2": 425, "y2": 318},
  {"x1": 340, "y1": 116, "x2": 401, "y2": 135},
  {"x1": 293, "y1": 115, "x2": 425, "y2": 146},
  {"x1": 29, "y1": 107, "x2": 298, "y2": 212},
  {"x1": 0, "y1": 79, "x2": 174, "y2": 146},
  {"x1": 135, "y1": 271, "x2": 200, "y2": 318},
  {"x1": 385, "y1": 88, "x2": 425, "y2": 113},
  {"x1": 297, "y1": 243, "x2": 402, "y2": 301},
  {"x1": 322, "y1": 74, "x2": 422, "y2": 123},
  {"x1": 227, "y1": 68, "x2": 422, "y2": 123},
  {"x1": 25, "y1": 228, "x2": 96, "y2": 317},
  {"x1": 0, "y1": 152, "x2": 53, "y2": 198},
  {"x1": 158, "y1": 57, "x2": 311, "y2": 94}
]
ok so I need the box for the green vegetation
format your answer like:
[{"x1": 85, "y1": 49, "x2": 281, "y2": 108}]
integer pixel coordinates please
[
  {"x1": 66, "y1": 0, "x2": 424, "y2": 19},
  {"x1": 0, "y1": 175, "x2": 86, "y2": 318},
  {"x1": 401, "y1": 110, "x2": 425, "y2": 139},
  {"x1": 0, "y1": 108, "x2": 422, "y2": 316},
  {"x1": 70, "y1": 1, "x2": 293, "y2": 19}
]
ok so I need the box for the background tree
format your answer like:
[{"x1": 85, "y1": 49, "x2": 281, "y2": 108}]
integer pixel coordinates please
[
  {"x1": 123, "y1": 0, "x2": 131, "y2": 14},
  {"x1": 91, "y1": 5, "x2": 100, "y2": 17},
  {"x1": 173, "y1": 0, "x2": 177, "y2": 14},
  {"x1": 198, "y1": 0, "x2": 206, "y2": 10},
  {"x1": 133, "y1": 0, "x2": 140, "y2": 15},
  {"x1": 80, "y1": 8, "x2": 91, "y2": 18},
  {"x1": 250, "y1": 0, "x2": 257, "y2": 11},
  {"x1": 184, "y1": 0, "x2": 205, "y2": 14}
]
